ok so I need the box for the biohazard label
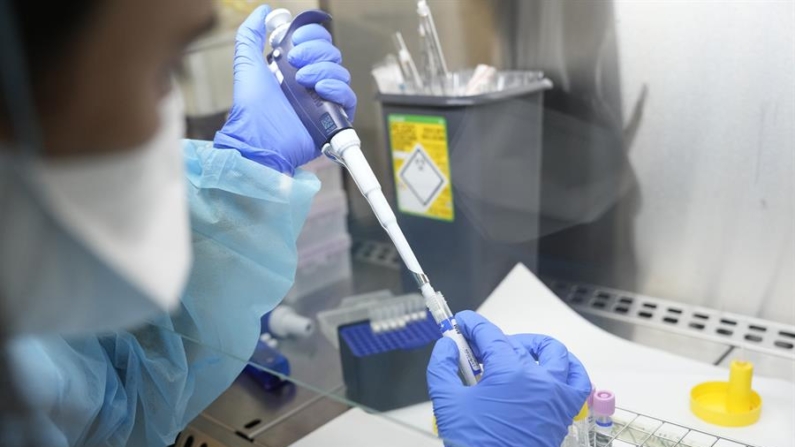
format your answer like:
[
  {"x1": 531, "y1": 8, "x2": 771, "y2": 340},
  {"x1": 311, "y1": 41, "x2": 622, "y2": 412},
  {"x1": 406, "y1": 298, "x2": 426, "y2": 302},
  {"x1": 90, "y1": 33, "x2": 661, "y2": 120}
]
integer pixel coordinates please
[{"x1": 389, "y1": 114, "x2": 454, "y2": 221}]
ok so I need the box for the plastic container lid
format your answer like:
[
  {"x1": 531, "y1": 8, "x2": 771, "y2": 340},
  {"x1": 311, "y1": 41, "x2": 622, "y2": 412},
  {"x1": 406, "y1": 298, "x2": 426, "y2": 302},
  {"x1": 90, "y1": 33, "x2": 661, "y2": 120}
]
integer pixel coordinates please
[
  {"x1": 592, "y1": 390, "x2": 615, "y2": 416},
  {"x1": 690, "y1": 360, "x2": 762, "y2": 427},
  {"x1": 377, "y1": 77, "x2": 552, "y2": 107}
]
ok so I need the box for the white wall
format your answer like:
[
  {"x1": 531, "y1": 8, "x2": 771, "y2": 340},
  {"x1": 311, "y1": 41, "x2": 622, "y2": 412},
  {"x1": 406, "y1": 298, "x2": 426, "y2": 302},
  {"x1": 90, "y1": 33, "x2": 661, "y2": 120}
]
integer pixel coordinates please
[{"x1": 613, "y1": 1, "x2": 794, "y2": 323}]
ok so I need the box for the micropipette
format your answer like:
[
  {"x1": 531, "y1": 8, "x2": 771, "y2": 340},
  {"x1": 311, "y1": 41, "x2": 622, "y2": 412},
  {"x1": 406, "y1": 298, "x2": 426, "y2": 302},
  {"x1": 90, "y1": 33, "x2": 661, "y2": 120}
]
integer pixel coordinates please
[{"x1": 265, "y1": 8, "x2": 482, "y2": 385}]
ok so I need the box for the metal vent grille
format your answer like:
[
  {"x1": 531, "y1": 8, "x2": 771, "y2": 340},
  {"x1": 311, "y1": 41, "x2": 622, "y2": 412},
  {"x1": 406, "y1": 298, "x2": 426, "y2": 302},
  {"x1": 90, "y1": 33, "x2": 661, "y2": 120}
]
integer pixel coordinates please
[
  {"x1": 173, "y1": 420, "x2": 260, "y2": 447},
  {"x1": 173, "y1": 428, "x2": 224, "y2": 447},
  {"x1": 544, "y1": 278, "x2": 795, "y2": 360},
  {"x1": 352, "y1": 240, "x2": 402, "y2": 269}
]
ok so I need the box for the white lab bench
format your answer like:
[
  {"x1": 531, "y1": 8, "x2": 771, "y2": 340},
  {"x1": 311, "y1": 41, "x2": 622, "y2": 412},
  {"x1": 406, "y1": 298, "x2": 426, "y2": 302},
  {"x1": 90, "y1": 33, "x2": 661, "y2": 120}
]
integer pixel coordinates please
[
  {"x1": 176, "y1": 258, "x2": 794, "y2": 447},
  {"x1": 290, "y1": 265, "x2": 794, "y2": 447}
]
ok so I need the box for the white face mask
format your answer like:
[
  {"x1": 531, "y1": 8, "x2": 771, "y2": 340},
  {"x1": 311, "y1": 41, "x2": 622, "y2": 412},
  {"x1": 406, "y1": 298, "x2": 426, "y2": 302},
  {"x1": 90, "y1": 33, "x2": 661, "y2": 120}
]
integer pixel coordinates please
[{"x1": 0, "y1": 92, "x2": 192, "y2": 335}]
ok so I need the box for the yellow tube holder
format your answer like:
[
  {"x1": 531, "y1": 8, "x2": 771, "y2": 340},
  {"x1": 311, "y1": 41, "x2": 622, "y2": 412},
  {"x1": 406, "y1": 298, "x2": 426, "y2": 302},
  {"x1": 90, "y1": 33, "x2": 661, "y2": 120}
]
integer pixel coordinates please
[
  {"x1": 690, "y1": 360, "x2": 762, "y2": 427},
  {"x1": 574, "y1": 403, "x2": 589, "y2": 422}
]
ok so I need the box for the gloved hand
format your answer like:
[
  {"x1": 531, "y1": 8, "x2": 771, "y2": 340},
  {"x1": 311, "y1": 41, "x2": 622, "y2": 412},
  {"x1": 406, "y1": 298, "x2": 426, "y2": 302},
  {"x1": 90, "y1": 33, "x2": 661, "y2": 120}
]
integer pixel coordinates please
[
  {"x1": 214, "y1": 5, "x2": 357, "y2": 175},
  {"x1": 427, "y1": 311, "x2": 591, "y2": 447}
]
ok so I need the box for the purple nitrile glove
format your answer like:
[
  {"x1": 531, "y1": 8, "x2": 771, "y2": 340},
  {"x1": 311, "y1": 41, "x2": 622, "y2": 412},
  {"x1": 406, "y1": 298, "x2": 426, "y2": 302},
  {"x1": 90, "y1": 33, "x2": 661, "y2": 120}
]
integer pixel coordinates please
[
  {"x1": 214, "y1": 5, "x2": 357, "y2": 175},
  {"x1": 427, "y1": 310, "x2": 591, "y2": 447}
]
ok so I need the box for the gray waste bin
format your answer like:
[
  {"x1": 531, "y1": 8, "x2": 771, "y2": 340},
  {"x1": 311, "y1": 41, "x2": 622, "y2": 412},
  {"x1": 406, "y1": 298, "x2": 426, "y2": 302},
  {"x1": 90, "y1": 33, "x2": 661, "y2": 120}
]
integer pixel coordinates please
[{"x1": 378, "y1": 77, "x2": 552, "y2": 310}]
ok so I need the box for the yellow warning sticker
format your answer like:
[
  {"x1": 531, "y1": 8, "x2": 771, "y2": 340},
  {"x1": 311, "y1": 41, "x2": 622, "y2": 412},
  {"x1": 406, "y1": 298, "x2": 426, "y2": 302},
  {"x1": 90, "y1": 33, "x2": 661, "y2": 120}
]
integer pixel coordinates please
[{"x1": 389, "y1": 114, "x2": 454, "y2": 222}]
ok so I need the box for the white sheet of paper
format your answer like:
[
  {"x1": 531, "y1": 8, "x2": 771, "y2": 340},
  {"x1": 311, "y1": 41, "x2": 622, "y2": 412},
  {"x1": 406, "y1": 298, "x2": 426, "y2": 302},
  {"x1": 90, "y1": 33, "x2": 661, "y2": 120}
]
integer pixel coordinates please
[{"x1": 292, "y1": 264, "x2": 795, "y2": 447}]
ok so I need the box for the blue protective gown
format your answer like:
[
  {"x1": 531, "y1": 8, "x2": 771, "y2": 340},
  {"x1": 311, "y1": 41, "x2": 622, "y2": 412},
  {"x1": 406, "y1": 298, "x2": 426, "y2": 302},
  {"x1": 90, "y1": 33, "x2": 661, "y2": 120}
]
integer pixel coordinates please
[{"x1": 7, "y1": 140, "x2": 320, "y2": 446}]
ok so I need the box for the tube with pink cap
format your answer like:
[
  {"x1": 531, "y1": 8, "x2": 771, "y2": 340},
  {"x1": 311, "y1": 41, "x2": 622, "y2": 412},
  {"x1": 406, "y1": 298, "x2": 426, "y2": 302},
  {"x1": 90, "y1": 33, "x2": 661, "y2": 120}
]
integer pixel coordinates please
[
  {"x1": 587, "y1": 385, "x2": 596, "y2": 447},
  {"x1": 592, "y1": 390, "x2": 616, "y2": 447}
]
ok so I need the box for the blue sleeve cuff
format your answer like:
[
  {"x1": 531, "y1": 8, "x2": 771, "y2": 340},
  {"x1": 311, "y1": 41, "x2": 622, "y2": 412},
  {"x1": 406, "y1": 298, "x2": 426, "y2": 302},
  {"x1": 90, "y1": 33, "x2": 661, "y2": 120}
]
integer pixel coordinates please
[{"x1": 212, "y1": 132, "x2": 296, "y2": 176}]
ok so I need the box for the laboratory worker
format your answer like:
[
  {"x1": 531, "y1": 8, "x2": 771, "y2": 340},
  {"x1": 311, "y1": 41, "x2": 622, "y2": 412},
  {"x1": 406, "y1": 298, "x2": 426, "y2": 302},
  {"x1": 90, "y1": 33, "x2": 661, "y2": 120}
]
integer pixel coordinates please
[{"x1": 0, "y1": 1, "x2": 589, "y2": 446}]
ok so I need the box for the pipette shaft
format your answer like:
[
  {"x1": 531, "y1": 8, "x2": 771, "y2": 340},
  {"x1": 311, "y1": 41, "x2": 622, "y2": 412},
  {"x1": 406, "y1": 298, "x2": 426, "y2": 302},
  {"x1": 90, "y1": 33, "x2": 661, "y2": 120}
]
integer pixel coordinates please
[
  {"x1": 327, "y1": 130, "x2": 481, "y2": 386},
  {"x1": 265, "y1": 8, "x2": 481, "y2": 385}
]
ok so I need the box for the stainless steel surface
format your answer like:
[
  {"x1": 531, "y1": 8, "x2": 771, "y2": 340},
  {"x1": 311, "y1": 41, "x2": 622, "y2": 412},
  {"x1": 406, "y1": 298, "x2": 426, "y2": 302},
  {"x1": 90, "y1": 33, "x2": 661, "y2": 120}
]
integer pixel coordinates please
[
  {"x1": 176, "y1": 416, "x2": 257, "y2": 447},
  {"x1": 412, "y1": 272, "x2": 429, "y2": 287},
  {"x1": 247, "y1": 394, "x2": 351, "y2": 447},
  {"x1": 185, "y1": 248, "x2": 792, "y2": 446},
  {"x1": 201, "y1": 376, "x2": 344, "y2": 442},
  {"x1": 200, "y1": 277, "x2": 353, "y2": 440},
  {"x1": 323, "y1": 0, "x2": 795, "y2": 325},
  {"x1": 580, "y1": 313, "x2": 732, "y2": 366},
  {"x1": 178, "y1": 392, "x2": 350, "y2": 447},
  {"x1": 500, "y1": 0, "x2": 795, "y2": 325},
  {"x1": 547, "y1": 278, "x2": 795, "y2": 361},
  {"x1": 351, "y1": 239, "x2": 402, "y2": 269},
  {"x1": 242, "y1": 385, "x2": 343, "y2": 439},
  {"x1": 546, "y1": 277, "x2": 795, "y2": 382},
  {"x1": 718, "y1": 347, "x2": 795, "y2": 384},
  {"x1": 187, "y1": 257, "x2": 402, "y2": 446}
]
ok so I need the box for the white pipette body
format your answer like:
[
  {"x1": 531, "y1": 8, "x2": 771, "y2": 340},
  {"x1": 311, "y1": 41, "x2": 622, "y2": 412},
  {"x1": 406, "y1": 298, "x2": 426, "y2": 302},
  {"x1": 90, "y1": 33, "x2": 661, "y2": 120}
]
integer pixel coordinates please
[{"x1": 326, "y1": 129, "x2": 481, "y2": 385}]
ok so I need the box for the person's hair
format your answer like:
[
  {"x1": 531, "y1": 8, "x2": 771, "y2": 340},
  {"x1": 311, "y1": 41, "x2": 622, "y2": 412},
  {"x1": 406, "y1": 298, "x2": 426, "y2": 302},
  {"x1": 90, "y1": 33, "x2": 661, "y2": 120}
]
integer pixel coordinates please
[
  {"x1": 0, "y1": 0, "x2": 100, "y2": 127},
  {"x1": 10, "y1": 1, "x2": 100, "y2": 81}
]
